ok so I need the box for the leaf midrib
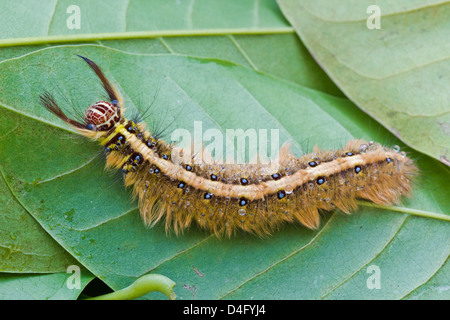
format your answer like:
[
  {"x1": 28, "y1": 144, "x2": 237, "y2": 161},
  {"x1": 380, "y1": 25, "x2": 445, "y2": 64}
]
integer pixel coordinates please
[{"x1": 0, "y1": 28, "x2": 295, "y2": 48}]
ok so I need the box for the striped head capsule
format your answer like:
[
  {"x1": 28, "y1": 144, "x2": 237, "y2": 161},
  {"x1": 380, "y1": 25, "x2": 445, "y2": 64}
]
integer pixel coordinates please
[{"x1": 85, "y1": 101, "x2": 120, "y2": 131}]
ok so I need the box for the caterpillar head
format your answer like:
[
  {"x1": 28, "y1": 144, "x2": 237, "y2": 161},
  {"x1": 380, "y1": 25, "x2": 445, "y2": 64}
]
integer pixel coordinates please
[
  {"x1": 85, "y1": 100, "x2": 121, "y2": 131},
  {"x1": 40, "y1": 56, "x2": 123, "y2": 132}
]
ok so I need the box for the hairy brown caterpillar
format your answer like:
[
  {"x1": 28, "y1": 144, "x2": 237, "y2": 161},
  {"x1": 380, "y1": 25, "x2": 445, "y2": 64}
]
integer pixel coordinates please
[{"x1": 40, "y1": 56, "x2": 417, "y2": 237}]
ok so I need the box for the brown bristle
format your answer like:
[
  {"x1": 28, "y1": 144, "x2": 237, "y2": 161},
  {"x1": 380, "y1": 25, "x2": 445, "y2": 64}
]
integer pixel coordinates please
[{"x1": 100, "y1": 125, "x2": 416, "y2": 237}]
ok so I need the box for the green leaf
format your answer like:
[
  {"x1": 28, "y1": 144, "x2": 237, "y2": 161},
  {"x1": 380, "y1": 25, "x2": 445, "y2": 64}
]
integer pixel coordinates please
[
  {"x1": 0, "y1": 271, "x2": 93, "y2": 300},
  {"x1": 0, "y1": 0, "x2": 291, "y2": 41},
  {"x1": 277, "y1": 0, "x2": 450, "y2": 165},
  {"x1": 0, "y1": 0, "x2": 340, "y2": 284},
  {"x1": 0, "y1": 0, "x2": 343, "y2": 298},
  {"x1": 0, "y1": 45, "x2": 448, "y2": 300},
  {"x1": 0, "y1": 170, "x2": 78, "y2": 273},
  {"x1": 403, "y1": 257, "x2": 450, "y2": 300},
  {"x1": 0, "y1": 0, "x2": 448, "y2": 300},
  {"x1": 0, "y1": 0, "x2": 342, "y2": 97}
]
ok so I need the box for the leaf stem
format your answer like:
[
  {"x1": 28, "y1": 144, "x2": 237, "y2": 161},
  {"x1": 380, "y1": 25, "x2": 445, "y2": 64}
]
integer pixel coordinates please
[
  {"x1": 85, "y1": 274, "x2": 176, "y2": 300},
  {"x1": 0, "y1": 28, "x2": 295, "y2": 48},
  {"x1": 357, "y1": 200, "x2": 450, "y2": 222}
]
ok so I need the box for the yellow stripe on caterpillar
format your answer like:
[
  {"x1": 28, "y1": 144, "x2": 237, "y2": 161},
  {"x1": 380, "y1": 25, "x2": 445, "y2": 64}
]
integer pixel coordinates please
[{"x1": 100, "y1": 124, "x2": 126, "y2": 146}]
